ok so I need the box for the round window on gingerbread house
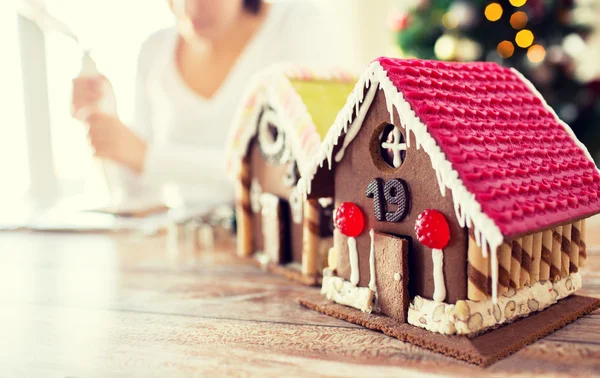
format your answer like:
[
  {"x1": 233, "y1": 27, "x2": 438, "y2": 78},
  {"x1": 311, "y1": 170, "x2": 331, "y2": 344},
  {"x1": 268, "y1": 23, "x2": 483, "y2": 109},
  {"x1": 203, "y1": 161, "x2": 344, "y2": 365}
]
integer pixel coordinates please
[
  {"x1": 370, "y1": 123, "x2": 407, "y2": 172},
  {"x1": 257, "y1": 108, "x2": 288, "y2": 164}
]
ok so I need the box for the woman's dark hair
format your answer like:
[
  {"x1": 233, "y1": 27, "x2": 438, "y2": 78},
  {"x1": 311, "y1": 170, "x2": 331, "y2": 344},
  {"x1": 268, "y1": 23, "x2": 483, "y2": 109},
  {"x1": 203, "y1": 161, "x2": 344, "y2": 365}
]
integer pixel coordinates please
[{"x1": 243, "y1": 0, "x2": 262, "y2": 14}]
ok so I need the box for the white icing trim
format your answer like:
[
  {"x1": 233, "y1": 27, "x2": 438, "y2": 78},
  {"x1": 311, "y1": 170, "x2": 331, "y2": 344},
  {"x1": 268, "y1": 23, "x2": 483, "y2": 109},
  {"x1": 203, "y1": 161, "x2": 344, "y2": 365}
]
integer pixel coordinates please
[
  {"x1": 368, "y1": 229, "x2": 377, "y2": 292},
  {"x1": 381, "y1": 126, "x2": 406, "y2": 168},
  {"x1": 348, "y1": 236, "x2": 359, "y2": 286},
  {"x1": 334, "y1": 84, "x2": 378, "y2": 164},
  {"x1": 321, "y1": 268, "x2": 374, "y2": 313},
  {"x1": 300, "y1": 61, "x2": 505, "y2": 302},
  {"x1": 408, "y1": 273, "x2": 582, "y2": 335},
  {"x1": 432, "y1": 248, "x2": 446, "y2": 302},
  {"x1": 257, "y1": 108, "x2": 288, "y2": 160}
]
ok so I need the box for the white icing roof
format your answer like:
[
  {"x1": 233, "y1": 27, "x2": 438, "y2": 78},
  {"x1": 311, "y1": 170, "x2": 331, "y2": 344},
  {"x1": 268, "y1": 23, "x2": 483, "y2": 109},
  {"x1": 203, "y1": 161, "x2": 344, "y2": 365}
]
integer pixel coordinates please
[{"x1": 225, "y1": 63, "x2": 356, "y2": 179}]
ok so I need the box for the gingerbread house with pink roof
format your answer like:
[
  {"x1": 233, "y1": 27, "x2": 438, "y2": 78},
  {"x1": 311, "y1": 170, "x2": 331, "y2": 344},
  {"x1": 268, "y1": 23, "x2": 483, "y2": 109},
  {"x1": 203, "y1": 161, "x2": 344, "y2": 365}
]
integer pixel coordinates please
[
  {"x1": 226, "y1": 64, "x2": 355, "y2": 285},
  {"x1": 298, "y1": 57, "x2": 600, "y2": 365}
]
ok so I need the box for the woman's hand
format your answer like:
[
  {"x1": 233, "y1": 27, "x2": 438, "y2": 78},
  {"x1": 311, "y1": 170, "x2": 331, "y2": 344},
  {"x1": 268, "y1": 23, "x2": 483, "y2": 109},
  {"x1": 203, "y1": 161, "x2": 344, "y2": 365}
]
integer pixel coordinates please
[
  {"x1": 87, "y1": 112, "x2": 147, "y2": 174},
  {"x1": 72, "y1": 76, "x2": 104, "y2": 119}
]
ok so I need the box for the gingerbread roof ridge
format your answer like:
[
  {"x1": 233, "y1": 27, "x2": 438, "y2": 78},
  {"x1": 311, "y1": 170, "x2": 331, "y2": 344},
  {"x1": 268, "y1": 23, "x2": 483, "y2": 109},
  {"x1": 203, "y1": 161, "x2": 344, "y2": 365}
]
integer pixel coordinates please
[
  {"x1": 225, "y1": 63, "x2": 356, "y2": 179},
  {"x1": 297, "y1": 57, "x2": 600, "y2": 304}
]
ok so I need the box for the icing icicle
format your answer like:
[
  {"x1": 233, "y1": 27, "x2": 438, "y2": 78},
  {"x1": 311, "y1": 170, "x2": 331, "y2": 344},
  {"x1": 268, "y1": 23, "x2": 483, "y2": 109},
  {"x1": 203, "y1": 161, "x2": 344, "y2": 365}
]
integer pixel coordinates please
[{"x1": 334, "y1": 84, "x2": 378, "y2": 163}]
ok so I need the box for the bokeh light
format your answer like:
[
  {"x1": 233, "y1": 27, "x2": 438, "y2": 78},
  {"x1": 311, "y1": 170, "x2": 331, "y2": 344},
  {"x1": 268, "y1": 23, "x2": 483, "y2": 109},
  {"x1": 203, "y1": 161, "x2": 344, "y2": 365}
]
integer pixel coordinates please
[
  {"x1": 442, "y1": 12, "x2": 459, "y2": 29},
  {"x1": 527, "y1": 44, "x2": 546, "y2": 63},
  {"x1": 497, "y1": 40, "x2": 515, "y2": 58},
  {"x1": 485, "y1": 3, "x2": 503, "y2": 22},
  {"x1": 510, "y1": 0, "x2": 528, "y2": 7},
  {"x1": 434, "y1": 34, "x2": 458, "y2": 61},
  {"x1": 510, "y1": 11, "x2": 528, "y2": 29},
  {"x1": 516, "y1": 29, "x2": 534, "y2": 48}
]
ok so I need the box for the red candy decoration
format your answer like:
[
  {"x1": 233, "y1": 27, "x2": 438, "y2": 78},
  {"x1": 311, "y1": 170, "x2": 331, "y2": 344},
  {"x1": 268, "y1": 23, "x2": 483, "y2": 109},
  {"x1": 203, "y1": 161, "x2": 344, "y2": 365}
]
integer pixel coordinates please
[
  {"x1": 334, "y1": 202, "x2": 365, "y2": 237},
  {"x1": 414, "y1": 209, "x2": 450, "y2": 250}
]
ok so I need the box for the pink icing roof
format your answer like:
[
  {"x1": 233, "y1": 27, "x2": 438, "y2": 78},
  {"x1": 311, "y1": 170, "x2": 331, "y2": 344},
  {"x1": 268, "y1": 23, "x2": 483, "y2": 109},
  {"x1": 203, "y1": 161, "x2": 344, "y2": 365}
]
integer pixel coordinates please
[{"x1": 376, "y1": 57, "x2": 600, "y2": 237}]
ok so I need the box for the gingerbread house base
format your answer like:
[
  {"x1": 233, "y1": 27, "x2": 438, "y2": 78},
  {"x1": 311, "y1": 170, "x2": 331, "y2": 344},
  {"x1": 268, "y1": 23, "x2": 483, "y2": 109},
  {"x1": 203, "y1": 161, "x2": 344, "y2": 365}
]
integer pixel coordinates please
[{"x1": 299, "y1": 294, "x2": 600, "y2": 367}]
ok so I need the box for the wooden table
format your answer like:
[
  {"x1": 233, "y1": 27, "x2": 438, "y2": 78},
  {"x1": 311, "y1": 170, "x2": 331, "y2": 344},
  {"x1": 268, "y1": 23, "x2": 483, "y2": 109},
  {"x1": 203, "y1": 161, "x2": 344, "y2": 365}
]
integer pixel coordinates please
[{"x1": 0, "y1": 228, "x2": 599, "y2": 377}]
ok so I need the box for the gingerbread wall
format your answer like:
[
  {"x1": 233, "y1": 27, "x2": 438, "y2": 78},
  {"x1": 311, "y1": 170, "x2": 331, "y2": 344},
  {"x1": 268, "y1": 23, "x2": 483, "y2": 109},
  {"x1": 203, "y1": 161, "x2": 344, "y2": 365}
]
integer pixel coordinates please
[
  {"x1": 333, "y1": 93, "x2": 468, "y2": 303},
  {"x1": 248, "y1": 140, "x2": 304, "y2": 265}
]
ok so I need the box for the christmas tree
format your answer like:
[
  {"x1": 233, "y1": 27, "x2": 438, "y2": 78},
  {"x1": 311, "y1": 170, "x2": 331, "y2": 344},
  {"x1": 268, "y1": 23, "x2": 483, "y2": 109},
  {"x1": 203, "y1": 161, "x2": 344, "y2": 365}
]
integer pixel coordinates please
[{"x1": 390, "y1": 0, "x2": 600, "y2": 161}]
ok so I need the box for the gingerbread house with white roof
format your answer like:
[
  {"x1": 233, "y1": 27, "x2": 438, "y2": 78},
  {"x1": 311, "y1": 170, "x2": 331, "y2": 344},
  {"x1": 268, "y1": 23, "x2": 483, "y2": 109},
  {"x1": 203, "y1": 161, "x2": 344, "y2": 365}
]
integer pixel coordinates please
[
  {"x1": 226, "y1": 64, "x2": 355, "y2": 285},
  {"x1": 298, "y1": 57, "x2": 600, "y2": 362}
]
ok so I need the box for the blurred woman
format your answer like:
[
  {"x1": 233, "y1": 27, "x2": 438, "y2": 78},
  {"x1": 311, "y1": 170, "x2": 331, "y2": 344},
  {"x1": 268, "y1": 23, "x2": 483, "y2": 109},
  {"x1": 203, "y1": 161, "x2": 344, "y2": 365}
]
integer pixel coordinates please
[{"x1": 72, "y1": 0, "x2": 343, "y2": 208}]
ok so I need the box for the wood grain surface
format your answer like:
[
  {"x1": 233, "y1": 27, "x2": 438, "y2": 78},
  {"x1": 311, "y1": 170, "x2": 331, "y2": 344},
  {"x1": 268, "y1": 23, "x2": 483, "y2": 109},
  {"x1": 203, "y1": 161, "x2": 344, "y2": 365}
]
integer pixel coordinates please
[{"x1": 0, "y1": 224, "x2": 599, "y2": 377}]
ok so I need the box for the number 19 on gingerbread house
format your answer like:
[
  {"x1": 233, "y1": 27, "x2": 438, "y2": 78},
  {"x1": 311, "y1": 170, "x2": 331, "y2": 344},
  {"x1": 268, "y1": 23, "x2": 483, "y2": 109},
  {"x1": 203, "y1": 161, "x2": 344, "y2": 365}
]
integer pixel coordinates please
[{"x1": 297, "y1": 57, "x2": 600, "y2": 366}]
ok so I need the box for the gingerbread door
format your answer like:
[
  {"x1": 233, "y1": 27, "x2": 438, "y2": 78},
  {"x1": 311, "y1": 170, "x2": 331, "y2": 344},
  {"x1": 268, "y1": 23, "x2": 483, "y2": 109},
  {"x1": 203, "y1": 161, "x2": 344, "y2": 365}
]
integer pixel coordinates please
[
  {"x1": 259, "y1": 193, "x2": 287, "y2": 264},
  {"x1": 373, "y1": 232, "x2": 410, "y2": 322}
]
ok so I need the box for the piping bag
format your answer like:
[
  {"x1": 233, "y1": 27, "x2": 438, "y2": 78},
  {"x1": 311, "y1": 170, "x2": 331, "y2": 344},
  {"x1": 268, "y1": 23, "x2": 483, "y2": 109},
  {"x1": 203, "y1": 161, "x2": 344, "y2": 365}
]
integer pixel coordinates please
[{"x1": 75, "y1": 51, "x2": 125, "y2": 207}]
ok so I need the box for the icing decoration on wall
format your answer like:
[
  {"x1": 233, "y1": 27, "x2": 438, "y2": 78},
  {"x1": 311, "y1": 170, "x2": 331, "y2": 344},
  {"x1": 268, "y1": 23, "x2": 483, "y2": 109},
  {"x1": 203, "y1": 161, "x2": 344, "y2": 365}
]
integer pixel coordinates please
[
  {"x1": 368, "y1": 229, "x2": 377, "y2": 292},
  {"x1": 250, "y1": 179, "x2": 262, "y2": 213},
  {"x1": 334, "y1": 202, "x2": 365, "y2": 286},
  {"x1": 289, "y1": 187, "x2": 303, "y2": 224},
  {"x1": 321, "y1": 269, "x2": 374, "y2": 313},
  {"x1": 334, "y1": 84, "x2": 378, "y2": 165},
  {"x1": 283, "y1": 161, "x2": 299, "y2": 188},
  {"x1": 408, "y1": 273, "x2": 582, "y2": 335},
  {"x1": 380, "y1": 125, "x2": 406, "y2": 168},
  {"x1": 348, "y1": 237, "x2": 359, "y2": 285},
  {"x1": 365, "y1": 178, "x2": 409, "y2": 223},
  {"x1": 257, "y1": 107, "x2": 291, "y2": 164},
  {"x1": 415, "y1": 209, "x2": 450, "y2": 303}
]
